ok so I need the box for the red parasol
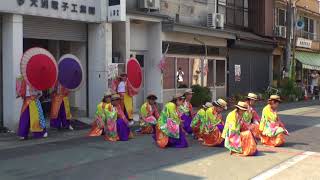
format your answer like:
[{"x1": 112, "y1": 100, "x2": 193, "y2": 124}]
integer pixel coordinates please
[
  {"x1": 20, "y1": 47, "x2": 58, "y2": 91},
  {"x1": 126, "y1": 57, "x2": 143, "y2": 93}
]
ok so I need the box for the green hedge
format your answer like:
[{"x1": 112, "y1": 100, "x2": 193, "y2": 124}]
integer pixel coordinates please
[{"x1": 190, "y1": 85, "x2": 212, "y2": 107}]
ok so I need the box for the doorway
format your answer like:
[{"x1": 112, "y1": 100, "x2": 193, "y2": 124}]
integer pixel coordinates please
[{"x1": 23, "y1": 38, "x2": 88, "y2": 118}]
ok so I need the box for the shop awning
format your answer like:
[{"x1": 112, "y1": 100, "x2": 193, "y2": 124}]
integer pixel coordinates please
[{"x1": 296, "y1": 51, "x2": 320, "y2": 70}]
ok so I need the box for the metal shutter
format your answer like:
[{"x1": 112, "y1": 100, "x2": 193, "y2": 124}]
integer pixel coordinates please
[{"x1": 23, "y1": 16, "x2": 87, "y2": 42}]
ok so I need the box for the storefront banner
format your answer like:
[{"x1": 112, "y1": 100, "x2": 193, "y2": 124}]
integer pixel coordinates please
[{"x1": 1, "y1": 0, "x2": 102, "y2": 22}]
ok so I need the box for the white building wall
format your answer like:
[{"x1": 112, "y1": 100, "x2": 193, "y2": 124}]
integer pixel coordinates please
[
  {"x1": 130, "y1": 22, "x2": 148, "y2": 51},
  {"x1": 2, "y1": 14, "x2": 23, "y2": 131},
  {"x1": 70, "y1": 42, "x2": 87, "y2": 112},
  {"x1": 146, "y1": 22, "x2": 163, "y2": 103},
  {"x1": 88, "y1": 23, "x2": 112, "y2": 117}
]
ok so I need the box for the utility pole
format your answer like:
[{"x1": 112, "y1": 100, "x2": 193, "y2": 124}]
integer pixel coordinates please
[{"x1": 285, "y1": 0, "x2": 293, "y2": 77}]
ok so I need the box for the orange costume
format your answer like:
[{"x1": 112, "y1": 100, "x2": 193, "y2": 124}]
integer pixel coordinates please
[{"x1": 259, "y1": 104, "x2": 287, "y2": 147}]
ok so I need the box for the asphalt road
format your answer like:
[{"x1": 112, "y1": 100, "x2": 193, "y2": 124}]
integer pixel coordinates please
[{"x1": 1, "y1": 102, "x2": 320, "y2": 180}]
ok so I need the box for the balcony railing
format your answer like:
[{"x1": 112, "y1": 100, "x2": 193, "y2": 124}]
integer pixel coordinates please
[{"x1": 296, "y1": 30, "x2": 319, "y2": 41}]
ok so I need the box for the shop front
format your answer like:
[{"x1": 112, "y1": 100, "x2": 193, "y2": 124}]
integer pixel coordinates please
[
  {"x1": 23, "y1": 16, "x2": 88, "y2": 117},
  {"x1": 228, "y1": 33, "x2": 275, "y2": 95},
  {"x1": 295, "y1": 51, "x2": 320, "y2": 92},
  {"x1": 161, "y1": 23, "x2": 235, "y2": 103},
  {"x1": 1, "y1": 0, "x2": 109, "y2": 131}
]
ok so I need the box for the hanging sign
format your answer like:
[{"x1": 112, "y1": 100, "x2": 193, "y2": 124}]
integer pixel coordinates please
[
  {"x1": 235, "y1": 64, "x2": 241, "y2": 82},
  {"x1": 108, "y1": 0, "x2": 126, "y2": 22},
  {"x1": 296, "y1": 37, "x2": 312, "y2": 49}
]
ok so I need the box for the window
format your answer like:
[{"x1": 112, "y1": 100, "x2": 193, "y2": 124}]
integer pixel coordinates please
[
  {"x1": 163, "y1": 57, "x2": 225, "y2": 89},
  {"x1": 177, "y1": 58, "x2": 190, "y2": 88},
  {"x1": 191, "y1": 58, "x2": 202, "y2": 86},
  {"x1": 218, "y1": 0, "x2": 248, "y2": 28},
  {"x1": 216, "y1": 60, "x2": 225, "y2": 86},
  {"x1": 163, "y1": 57, "x2": 176, "y2": 89},
  {"x1": 301, "y1": 16, "x2": 315, "y2": 40},
  {"x1": 276, "y1": 8, "x2": 286, "y2": 26},
  {"x1": 206, "y1": 60, "x2": 214, "y2": 87}
]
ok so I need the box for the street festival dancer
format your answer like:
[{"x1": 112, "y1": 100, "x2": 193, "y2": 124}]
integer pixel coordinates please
[
  {"x1": 138, "y1": 94, "x2": 160, "y2": 134},
  {"x1": 259, "y1": 95, "x2": 289, "y2": 147},
  {"x1": 88, "y1": 90, "x2": 113, "y2": 137},
  {"x1": 155, "y1": 94, "x2": 188, "y2": 148},
  {"x1": 112, "y1": 73, "x2": 137, "y2": 126},
  {"x1": 104, "y1": 94, "x2": 133, "y2": 142},
  {"x1": 222, "y1": 101, "x2": 257, "y2": 156},
  {"x1": 17, "y1": 78, "x2": 48, "y2": 140},
  {"x1": 242, "y1": 93, "x2": 261, "y2": 139},
  {"x1": 179, "y1": 89, "x2": 194, "y2": 134},
  {"x1": 202, "y1": 99, "x2": 227, "y2": 147},
  {"x1": 191, "y1": 102, "x2": 213, "y2": 141},
  {"x1": 50, "y1": 83, "x2": 73, "y2": 130}
]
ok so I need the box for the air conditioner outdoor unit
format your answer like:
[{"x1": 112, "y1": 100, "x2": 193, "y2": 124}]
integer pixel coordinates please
[
  {"x1": 207, "y1": 13, "x2": 215, "y2": 28},
  {"x1": 207, "y1": 13, "x2": 225, "y2": 29},
  {"x1": 215, "y1": 13, "x2": 224, "y2": 29},
  {"x1": 275, "y1": 26, "x2": 286, "y2": 38},
  {"x1": 139, "y1": 0, "x2": 160, "y2": 10}
]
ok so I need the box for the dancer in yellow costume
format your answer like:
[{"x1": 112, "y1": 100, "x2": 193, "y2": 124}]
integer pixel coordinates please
[
  {"x1": 260, "y1": 95, "x2": 289, "y2": 147},
  {"x1": 222, "y1": 101, "x2": 257, "y2": 156}
]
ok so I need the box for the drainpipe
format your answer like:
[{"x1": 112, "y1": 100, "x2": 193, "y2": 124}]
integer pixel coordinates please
[{"x1": 194, "y1": 37, "x2": 207, "y2": 87}]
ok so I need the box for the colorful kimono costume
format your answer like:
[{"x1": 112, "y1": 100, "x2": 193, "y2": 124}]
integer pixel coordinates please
[
  {"x1": 112, "y1": 79, "x2": 138, "y2": 120},
  {"x1": 201, "y1": 107, "x2": 224, "y2": 147},
  {"x1": 50, "y1": 84, "x2": 72, "y2": 129},
  {"x1": 88, "y1": 102, "x2": 110, "y2": 136},
  {"x1": 18, "y1": 80, "x2": 47, "y2": 139},
  {"x1": 155, "y1": 102, "x2": 188, "y2": 148},
  {"x1": 242, "y1": 105, "x2": 261, "y2": 139},
  {"x1": 179, "y1": 101, "x2": 193, "y2": 134},
  {"x1": 139, "y1": 102, "x2": 160, "y2": 134},
  {"x1": 259, "y1": 104, "x2": 287, "y2": 147},
  {"x1": 222, "y1": 110, "x2": 257, "y2": 156},
  {"x1": 104, "y1": 104, "x2": 133, "y2": 142},
  {"x1": 191, "y1": 108, "x2": 206, "y2": 139}
]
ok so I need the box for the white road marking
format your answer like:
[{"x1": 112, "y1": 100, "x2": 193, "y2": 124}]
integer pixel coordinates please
[{"x1": 250, "y1": 151, "x2": 316, "y2": 180}]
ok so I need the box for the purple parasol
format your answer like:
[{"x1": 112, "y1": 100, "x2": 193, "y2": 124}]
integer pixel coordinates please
[{"x1": 58, "y1": 54, "x2": 84, "y2": 91}]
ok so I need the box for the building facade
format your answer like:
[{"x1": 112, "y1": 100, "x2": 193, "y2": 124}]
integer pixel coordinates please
[
  {"x1": 273, "y1": 0, "x2": 320, "y2": 87},
  {"x1": 224, "y1": 0, "x2": 275, "y2": 95},
  {"x1": 113, "y1": 0, "x2": 237, "y2": 111},
  {"x1": 1, "y1": 0, "x2": 111, "y2": 130}
]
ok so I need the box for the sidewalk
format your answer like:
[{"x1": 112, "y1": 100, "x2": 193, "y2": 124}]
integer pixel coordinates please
[{"x1": 0, "y1": 100, "x2": 319, "y2": 151}]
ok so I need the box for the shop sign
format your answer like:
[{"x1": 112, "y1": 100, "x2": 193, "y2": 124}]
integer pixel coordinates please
[
  {"x1": 235, "y1": 64, "x2": 241, "y2": 82},
  {"x1": 108, "y1": 0, "x2": 126, "y2": 22},
  {"x1": 0, "y1": 0, "x2": 101, "y2": 22},
  {"x1": 296, "y1": 37, "x2": 312, "y2": 49}
]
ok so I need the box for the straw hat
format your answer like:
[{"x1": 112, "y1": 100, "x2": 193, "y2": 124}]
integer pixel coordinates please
[
  {"x1": 172, "y1": 93, "x2": 185, "y2": 100},
  {"x1": 147, "y1": 93, "x2": 158, "y2": 100},
  {"x1": 268, "y1": 95, "x2": 281, "y2": 102},
  {"x1": 213, "y1": 99, "x2": 228, "y2": 110},
  {"x1": 104, "y1": 89, "x2": 114, "y2": 97},
  {"x1": 184, "y1": 89, "x2": 194, "y2": 95},
  {"x1": 235, "y1": 101, "x2": 249, "y2": 111},
  {"x1": 247, "y1": 93, "x2": 258, "y2": 100},
  {"x1": 111, "y1": 94, "x2": 122, "y2": 101},
  {"x1": 203, "y1": 102, "x2": 213, "y2": 109}
]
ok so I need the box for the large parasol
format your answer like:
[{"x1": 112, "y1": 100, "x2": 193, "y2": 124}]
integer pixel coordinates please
[
  {"x1": 58, "y1": 54, "x2": 84, "y2": 91},
  {"x1": 126, "y1": 57, "x2": 143, "y2": 92},
  {"x1": 20, "y1": 47, "x2": 58, "y2": 91}
]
